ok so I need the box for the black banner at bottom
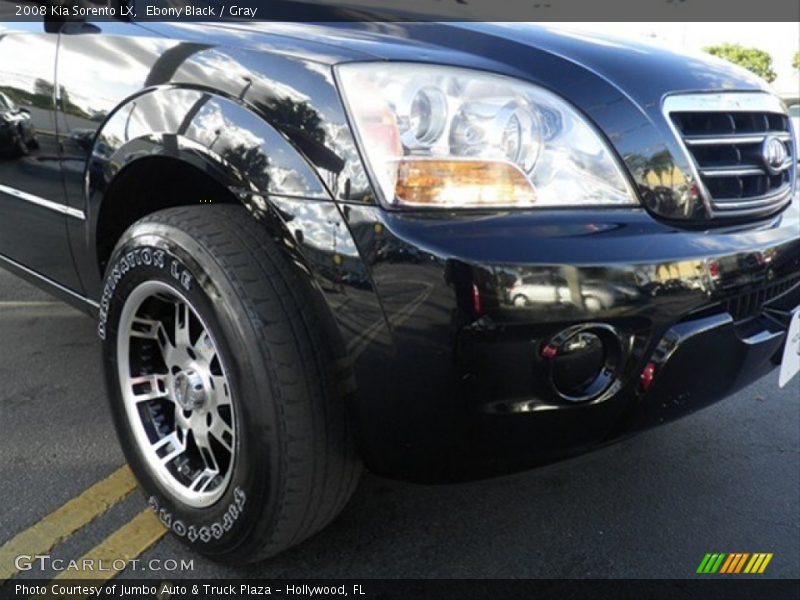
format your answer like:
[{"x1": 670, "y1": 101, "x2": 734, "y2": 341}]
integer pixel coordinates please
[{"x1": 1, "y1": 579, "x2": 799, "y2": 600}]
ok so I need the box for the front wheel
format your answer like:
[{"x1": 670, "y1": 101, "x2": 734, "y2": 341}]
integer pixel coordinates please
[{"x1": 100, "y1": 205, "x2": 361, "y2": 562}]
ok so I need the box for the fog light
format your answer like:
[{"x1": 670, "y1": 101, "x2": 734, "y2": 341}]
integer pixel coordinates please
[
  {"x1": 542, "y1": 324, "x2": 624, "y2": 403},
  {"x1": 550, "y1": 332, "x2": 605, "y2": 397}
]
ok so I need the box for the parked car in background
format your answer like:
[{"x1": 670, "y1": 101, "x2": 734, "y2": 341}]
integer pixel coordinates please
[
  {"x1": 0, "y1": 91, "x2": 37, "y2": 156},
  {"x1": 509, "y1": 274, "x2": 623, "y2": 311}
]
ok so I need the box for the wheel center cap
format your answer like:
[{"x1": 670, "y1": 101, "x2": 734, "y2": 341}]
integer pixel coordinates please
[{"x1": 174, "y1": 369, "x2": 207, "y2": 410}]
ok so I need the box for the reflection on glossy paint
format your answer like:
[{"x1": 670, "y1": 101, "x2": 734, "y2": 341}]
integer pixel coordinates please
[
  {"x1": 0, "y1": 91, "x2": 38, "y2": 156},
  {"x1": 0, "y1": 30, "x2": 83, "y2": 289},
  {"x1": 268, "y1": 196, "x2": 391, "y2": 354},
  {"x1": 90, "y1": 88, "x2": 328, "y2": 200},
  {"x1": 626, "y1": 150, "x2": 702, "y2": 220}
]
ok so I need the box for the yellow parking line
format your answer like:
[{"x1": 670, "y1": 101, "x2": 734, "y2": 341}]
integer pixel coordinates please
[
  {"x1": 0, "y1": 466, "x2": 137, "y2": 581},
  {"x1": 52, "y1": 509, "x2": 166, "y2": 584},
  {"x1": 0, "y1": 302, "x2": 64, "y2": 307}
]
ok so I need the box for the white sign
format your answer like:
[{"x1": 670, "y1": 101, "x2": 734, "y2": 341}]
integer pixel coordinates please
[{"x1": 778, "y1": 307, "x2": 800, "y2": 388}]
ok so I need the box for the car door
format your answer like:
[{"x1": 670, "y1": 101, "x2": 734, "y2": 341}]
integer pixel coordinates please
[{"x1": 0, "y1": 18, "x2": 83, "y2": 291}]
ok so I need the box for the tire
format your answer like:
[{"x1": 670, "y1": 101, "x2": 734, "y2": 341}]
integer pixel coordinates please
[
  {"x1": 100, "y1": 205, "x2": 362, "y2": 563},
  {"x1": 13, "y1": 128, "x2": 29, "y2": 156}
]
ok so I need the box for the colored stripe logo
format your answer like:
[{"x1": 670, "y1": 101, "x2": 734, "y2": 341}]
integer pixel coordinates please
[{"x1": 697, "y1": 552, "x2": 773, "y2": 574}]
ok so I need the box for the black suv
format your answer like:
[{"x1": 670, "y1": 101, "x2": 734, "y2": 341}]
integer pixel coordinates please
[{"x1": 0, "y1": 16, "x2": 798, "y2": 562}]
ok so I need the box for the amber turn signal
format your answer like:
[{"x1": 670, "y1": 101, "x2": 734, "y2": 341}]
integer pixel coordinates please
[{"x1": 393, "y1": 159, "x2": 536, "y2": 208}]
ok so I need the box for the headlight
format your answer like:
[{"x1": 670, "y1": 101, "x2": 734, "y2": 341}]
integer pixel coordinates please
[{"x1": 335, "y1": 63, "x2": 636, "y2": 209}]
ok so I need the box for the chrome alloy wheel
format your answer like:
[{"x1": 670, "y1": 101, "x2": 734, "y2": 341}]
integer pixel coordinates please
[{"x1": 117, "y1": 281, "x2": 236, "y2": 508}]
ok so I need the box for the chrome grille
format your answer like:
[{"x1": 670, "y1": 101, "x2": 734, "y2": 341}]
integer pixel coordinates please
[{"x1": 664, "y1": 93, "x2": 797, "y2": 219}]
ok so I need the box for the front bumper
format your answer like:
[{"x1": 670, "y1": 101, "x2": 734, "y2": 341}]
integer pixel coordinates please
[{"x1": 320, "y1": 197, "x2": 800, "y2": 481}]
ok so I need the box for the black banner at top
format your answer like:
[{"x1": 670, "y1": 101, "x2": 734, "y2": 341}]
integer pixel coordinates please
[{"x1": 1, "y1": 0, "x2": 799, "y2": 22}]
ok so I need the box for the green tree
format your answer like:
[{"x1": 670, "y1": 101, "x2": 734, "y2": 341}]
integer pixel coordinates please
[
  {"x1": 704, "y1": 44, "x2": 777, "y2": 83},
  {"x1": 793, "y1": 51, "x2": 800, "y2": 70}
]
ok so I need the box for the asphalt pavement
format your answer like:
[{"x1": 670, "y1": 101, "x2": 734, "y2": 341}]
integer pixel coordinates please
[{"x1": 0, "y1": 267, "x2": 798, "y2": 581}]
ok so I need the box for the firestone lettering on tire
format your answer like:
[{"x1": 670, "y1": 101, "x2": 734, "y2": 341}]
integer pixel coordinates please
[
  {"x1": 147, "y1": 487, "x2": 247, "y2": 543},
  {"x1": 98, "y1": 247, "x2": 193, "y2": 340}
]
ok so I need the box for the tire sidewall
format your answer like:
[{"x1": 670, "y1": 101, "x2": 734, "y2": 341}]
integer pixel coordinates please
[{"x1": 101, "y1": 225, "x2": 281, "y2": 557}]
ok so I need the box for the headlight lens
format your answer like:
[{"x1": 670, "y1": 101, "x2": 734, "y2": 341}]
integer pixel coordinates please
[{"x1": 336, "y1": 63, "x2": 636, "y2": 209}]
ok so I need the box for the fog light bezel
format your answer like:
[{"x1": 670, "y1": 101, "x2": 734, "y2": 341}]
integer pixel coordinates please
[{"x1": 540, "y1": 323, "x2": 626, "y2": 404}]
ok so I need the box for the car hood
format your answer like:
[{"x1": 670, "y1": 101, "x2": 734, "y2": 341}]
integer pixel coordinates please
[{"x1": 216, "y1": 22, "x2": 768, "y2": 107}]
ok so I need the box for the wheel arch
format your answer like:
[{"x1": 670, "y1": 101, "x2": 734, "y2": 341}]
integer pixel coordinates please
[
  {"x1": 94, "y1": 153, "x2": 240, "y2": 276},
  {"x1": 88, "y1": 86, "x2": 330, "y2": 265},
  {"x1": 82, "y1": 86, "x2": 365, "y2": 358}
]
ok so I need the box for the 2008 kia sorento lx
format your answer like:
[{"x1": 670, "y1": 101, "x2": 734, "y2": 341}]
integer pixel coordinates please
[{"x1": 0, "y1": 18, "x2": 798, "y2": 562}]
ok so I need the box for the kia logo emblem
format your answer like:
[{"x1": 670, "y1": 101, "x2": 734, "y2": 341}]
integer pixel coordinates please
[{"x1": 762, "y1": 136, "x2": 788, "y2": 173}]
